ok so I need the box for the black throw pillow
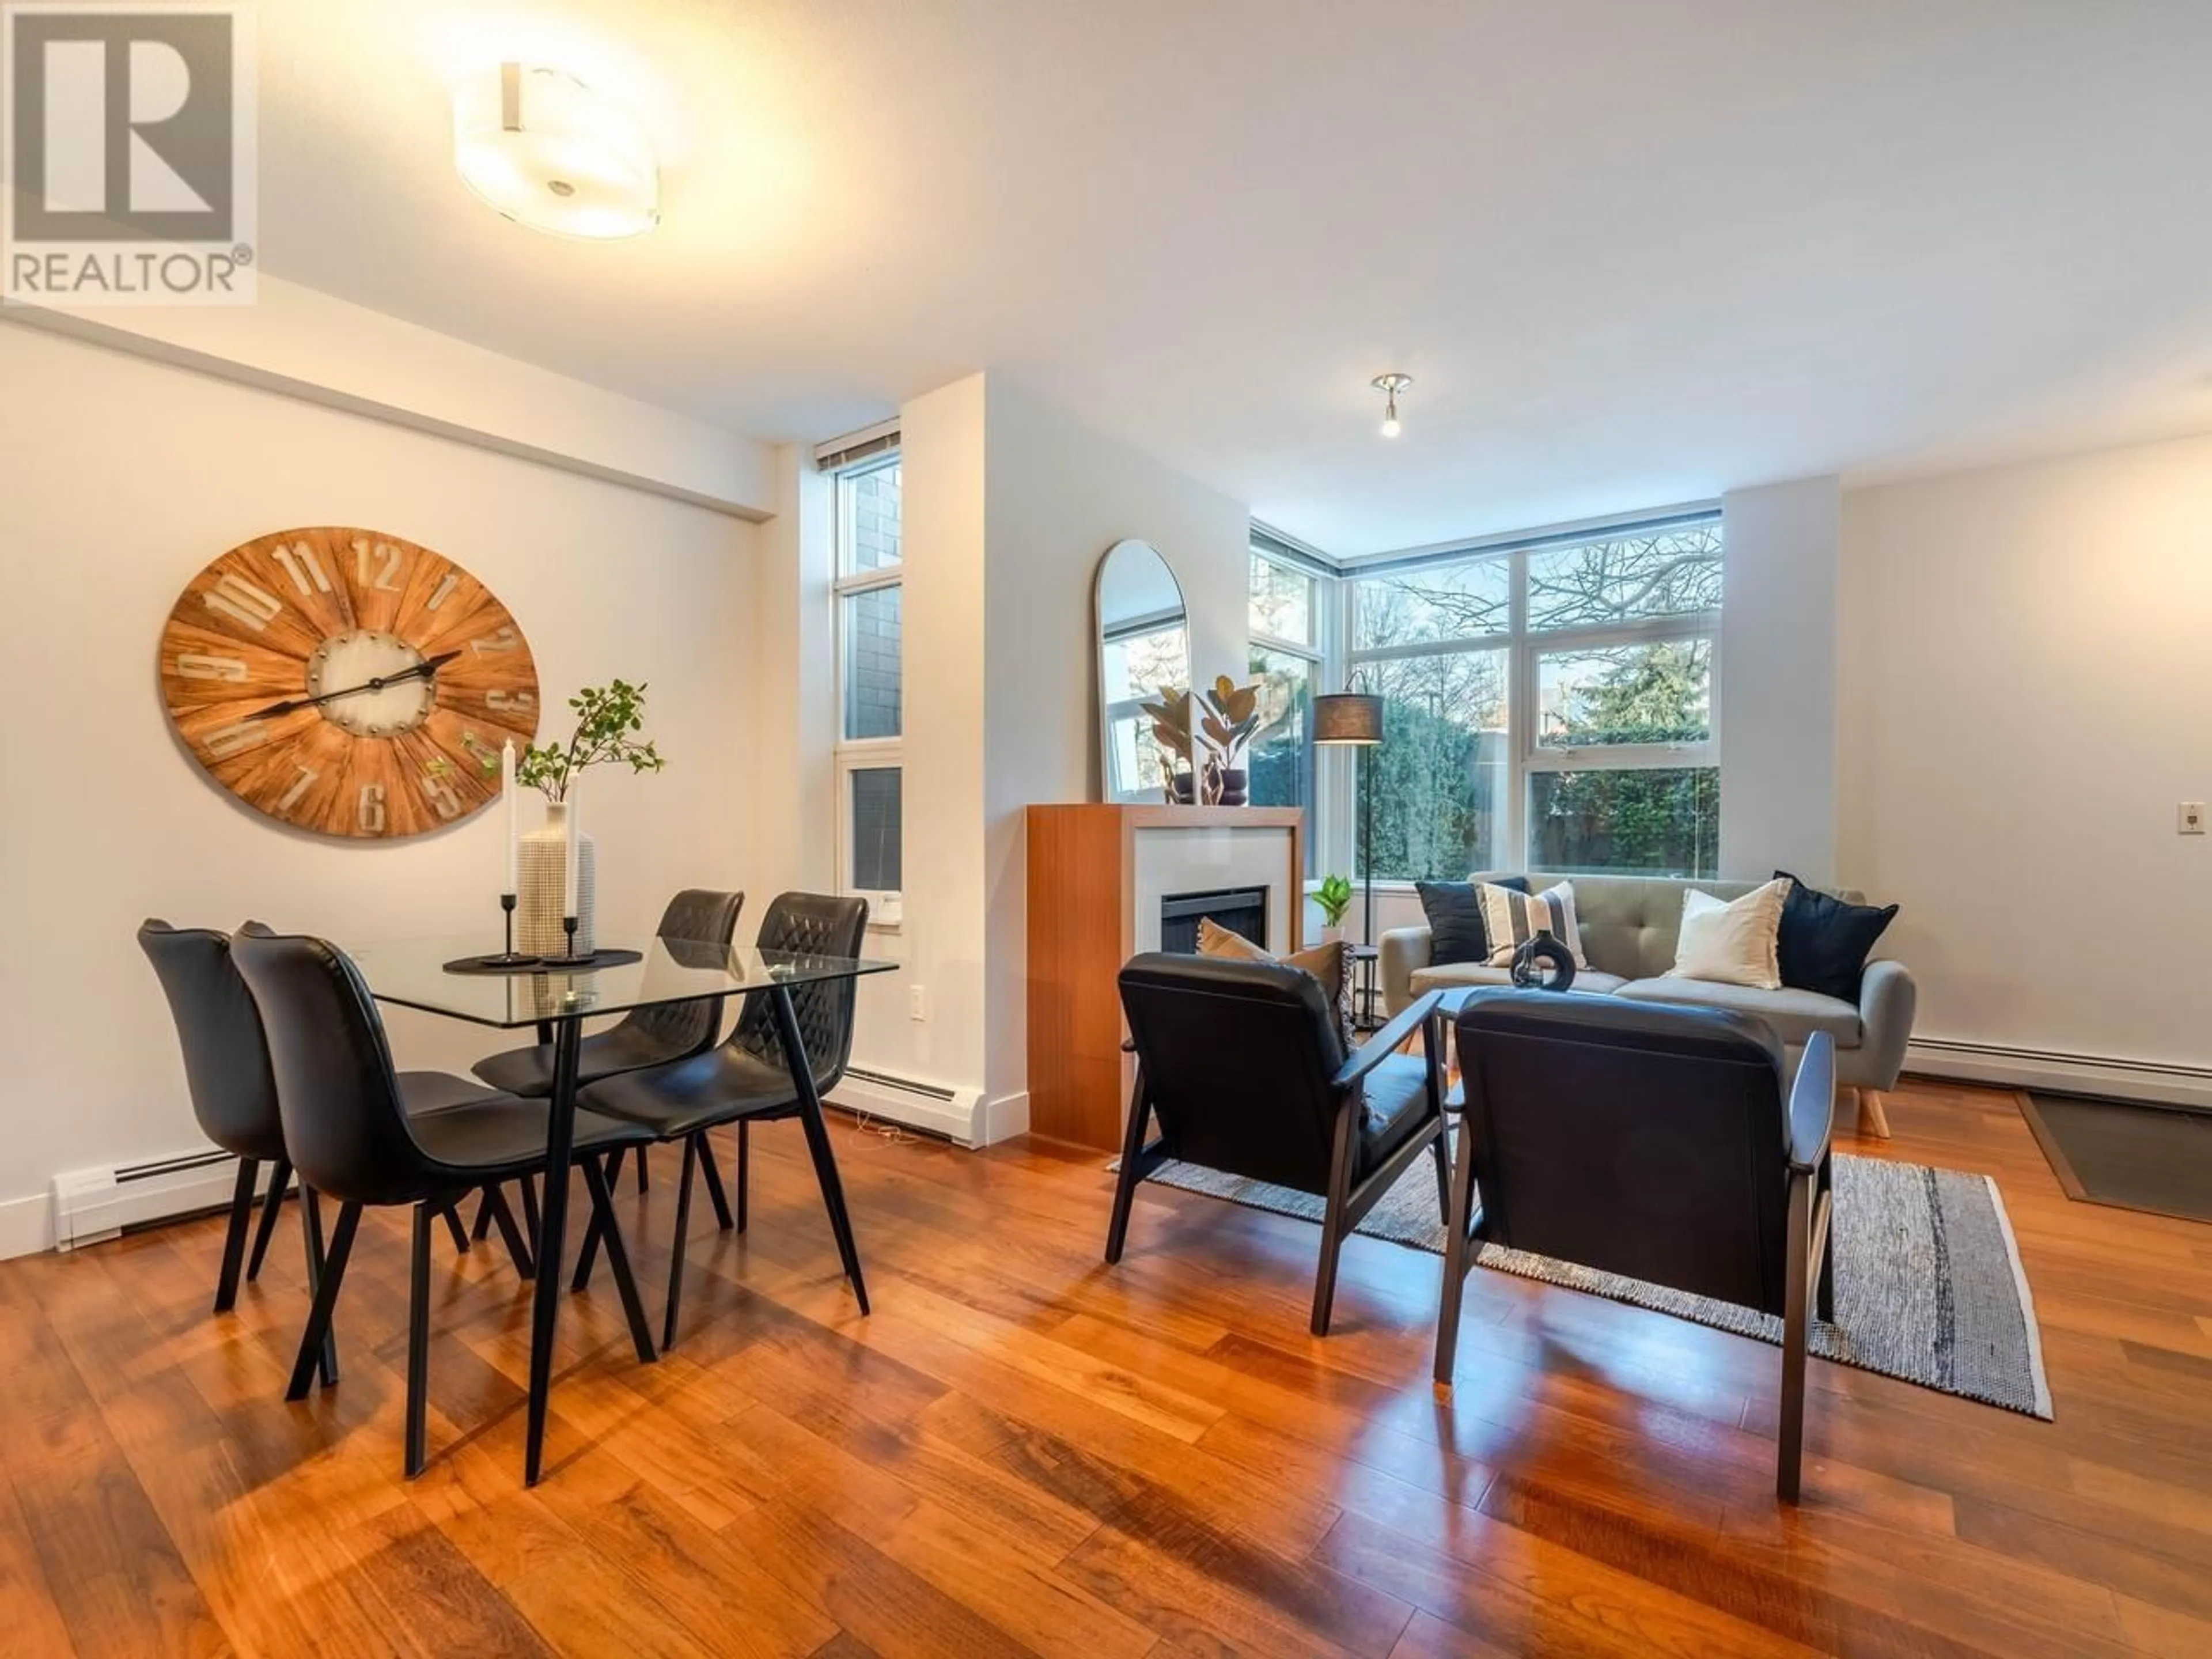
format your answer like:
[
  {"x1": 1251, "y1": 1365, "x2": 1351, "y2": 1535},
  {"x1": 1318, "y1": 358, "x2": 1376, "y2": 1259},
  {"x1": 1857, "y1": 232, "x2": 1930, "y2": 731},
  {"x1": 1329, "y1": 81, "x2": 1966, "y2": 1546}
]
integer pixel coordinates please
[
  {"x1": 1417, "y1": 876, "x2": 1528, "y2": 965},
  {"x1": 1774, "y1": 870, "x2": 1897, "y2": 1002}
]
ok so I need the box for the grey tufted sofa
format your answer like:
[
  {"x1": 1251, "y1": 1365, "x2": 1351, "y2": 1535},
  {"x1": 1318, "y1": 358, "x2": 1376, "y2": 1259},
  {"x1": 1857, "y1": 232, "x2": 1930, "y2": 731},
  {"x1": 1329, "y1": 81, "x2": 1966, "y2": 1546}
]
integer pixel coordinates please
[{"x1": 1380, "y1": 872, "x2": 1915, "y2": 1133}]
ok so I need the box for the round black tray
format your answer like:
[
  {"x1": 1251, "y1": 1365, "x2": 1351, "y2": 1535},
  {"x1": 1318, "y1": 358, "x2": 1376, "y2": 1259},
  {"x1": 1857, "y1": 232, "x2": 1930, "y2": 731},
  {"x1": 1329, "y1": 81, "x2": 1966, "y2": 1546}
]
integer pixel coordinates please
[{"x1": 442, "y1": 946, "x2": 643, "y2": 976}]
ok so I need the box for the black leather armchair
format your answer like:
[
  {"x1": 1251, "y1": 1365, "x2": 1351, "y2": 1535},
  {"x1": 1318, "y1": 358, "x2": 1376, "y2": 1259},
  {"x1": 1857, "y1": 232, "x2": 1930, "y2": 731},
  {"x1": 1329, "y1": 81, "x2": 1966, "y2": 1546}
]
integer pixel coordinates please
[
  {"x1": 1435, "y1": 989, "x2": 1836, "y2": 1500},
  {"x1": 1109, "y1": 952, "x2": 1448, "y2": 1335}
]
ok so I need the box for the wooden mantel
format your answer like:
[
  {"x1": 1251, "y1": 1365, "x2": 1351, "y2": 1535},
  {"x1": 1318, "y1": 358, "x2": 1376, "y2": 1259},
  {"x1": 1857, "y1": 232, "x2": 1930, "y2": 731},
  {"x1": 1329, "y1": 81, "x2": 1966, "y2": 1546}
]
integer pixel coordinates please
[{"x1": 1026, "y1": 804, "x2": 1305, "y2": 1149}]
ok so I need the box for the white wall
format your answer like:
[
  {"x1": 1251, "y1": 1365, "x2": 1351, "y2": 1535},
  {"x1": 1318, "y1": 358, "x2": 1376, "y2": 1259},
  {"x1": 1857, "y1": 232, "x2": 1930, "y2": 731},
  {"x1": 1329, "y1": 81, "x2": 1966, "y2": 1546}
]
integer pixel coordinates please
[
  {"x1": 981, "y1": 381, "x2": 1255, "y2": 1113},
  {"x1": 1720, "y1": 476, "x2": 1841, "y2": 884},
  {"x1": 854, "y1": 376, "x2": 994, "y2": 1097},
  {"x1": 1840, "y1": 433, "x2": 2212, "y2": 1078},
  {"x1": 12, "y1": 276, "x2": 776, "y2": 518},
  {"x1": 0, "y1": 324, "x2": 758, "y2": 1240}
]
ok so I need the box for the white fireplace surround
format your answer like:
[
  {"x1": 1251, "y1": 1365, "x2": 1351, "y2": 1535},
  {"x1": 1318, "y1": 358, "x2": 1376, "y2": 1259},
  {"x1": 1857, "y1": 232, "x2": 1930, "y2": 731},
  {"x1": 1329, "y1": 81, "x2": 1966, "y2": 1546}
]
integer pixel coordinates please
[{"x1": 1132, "y1": 824, "x2": 1298, "y2": 955}]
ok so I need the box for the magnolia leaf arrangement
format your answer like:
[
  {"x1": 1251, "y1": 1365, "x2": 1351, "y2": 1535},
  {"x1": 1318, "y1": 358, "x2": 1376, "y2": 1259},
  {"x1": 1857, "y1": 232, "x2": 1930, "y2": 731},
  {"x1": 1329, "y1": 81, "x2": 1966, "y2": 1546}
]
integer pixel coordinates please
[
  {"x1": 1316, "y1": 874, "x2": 1355, "y2": 930},
  {"x1": 514, "y1": 679, "x2": 666, "y2": 803},
  {"x1": 1198, "y1": 676, "x2": 1263, "y2": 767},
  {"x1": 1138, "y1": 676, "x2": 1271, "y2": 804}
]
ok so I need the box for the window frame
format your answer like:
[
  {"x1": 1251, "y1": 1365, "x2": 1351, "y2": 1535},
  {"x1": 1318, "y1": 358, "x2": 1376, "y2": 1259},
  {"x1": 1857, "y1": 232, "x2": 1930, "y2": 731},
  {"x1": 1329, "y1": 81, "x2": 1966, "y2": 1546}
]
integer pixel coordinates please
[
  {"x1": 830, "y1": 452, "x2": 904, "y2": 927},
  {"x1": 1341, "y1": 522, "x2": 1722, "y2": 883},
  {"x1": 1246, "y1": 544, "x2": 1325, "y2": 865}
]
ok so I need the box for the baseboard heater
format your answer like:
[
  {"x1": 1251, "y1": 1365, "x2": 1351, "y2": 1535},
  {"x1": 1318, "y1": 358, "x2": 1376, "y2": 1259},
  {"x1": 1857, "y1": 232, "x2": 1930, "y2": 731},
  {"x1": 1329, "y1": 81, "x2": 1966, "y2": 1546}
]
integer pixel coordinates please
[
  {"x1": 1907, "y1": 1036, "x2": 2212, "y2": 1113},
  {"x1": 830, "y1": 1067, "x2": 986, "y2": 1145},
  {"x1": 51, "y1": 1145, "x2": 274, "y2": 1252}
]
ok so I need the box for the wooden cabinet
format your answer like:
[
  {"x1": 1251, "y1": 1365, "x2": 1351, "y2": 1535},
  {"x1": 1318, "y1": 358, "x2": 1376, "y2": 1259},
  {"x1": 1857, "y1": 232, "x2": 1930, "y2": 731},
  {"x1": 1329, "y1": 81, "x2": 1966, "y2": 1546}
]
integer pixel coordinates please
[{"x1": 1025, "y1": 805, "x2": 1304, "y2": 1149}]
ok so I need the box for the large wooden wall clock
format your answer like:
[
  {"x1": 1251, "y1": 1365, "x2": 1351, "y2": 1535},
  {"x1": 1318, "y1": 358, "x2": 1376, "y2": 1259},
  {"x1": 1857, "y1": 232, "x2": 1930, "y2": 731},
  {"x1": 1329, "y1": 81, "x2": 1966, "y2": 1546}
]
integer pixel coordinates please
[{"x1": 158, "y1": 527, "x2": 540, "y2": 838}]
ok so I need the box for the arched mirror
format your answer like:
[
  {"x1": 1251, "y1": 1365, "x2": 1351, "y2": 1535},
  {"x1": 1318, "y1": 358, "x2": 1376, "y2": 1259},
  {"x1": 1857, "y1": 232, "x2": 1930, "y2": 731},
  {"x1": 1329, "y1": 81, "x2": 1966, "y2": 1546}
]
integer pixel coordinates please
[{"x1": 1094, "y1": 539, "x2": 1192, "y2": 802}]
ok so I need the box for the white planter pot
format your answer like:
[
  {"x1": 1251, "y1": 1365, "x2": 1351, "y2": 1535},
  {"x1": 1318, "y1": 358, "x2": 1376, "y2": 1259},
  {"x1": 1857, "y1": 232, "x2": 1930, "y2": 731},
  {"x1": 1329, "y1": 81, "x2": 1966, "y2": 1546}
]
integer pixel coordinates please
[{"x1": 517, "y1": 800, "x2": 596, "y2": 956}]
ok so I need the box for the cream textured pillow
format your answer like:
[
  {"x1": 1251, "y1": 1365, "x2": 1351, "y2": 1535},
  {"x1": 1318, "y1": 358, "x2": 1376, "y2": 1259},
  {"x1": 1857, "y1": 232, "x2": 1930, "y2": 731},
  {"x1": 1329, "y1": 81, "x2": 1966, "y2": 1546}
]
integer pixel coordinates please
[
  {"x1": 1479, "y1": 881, "x2": 1588, "y2": 968},
  {"x1": 1668, "y1": 880, "x2": 1790, "y2": 990}
]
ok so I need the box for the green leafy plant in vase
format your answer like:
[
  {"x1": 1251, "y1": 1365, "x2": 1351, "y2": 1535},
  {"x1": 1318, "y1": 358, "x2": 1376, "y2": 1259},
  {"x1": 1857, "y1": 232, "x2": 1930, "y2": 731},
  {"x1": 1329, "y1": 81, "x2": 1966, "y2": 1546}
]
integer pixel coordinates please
[{"x1": 510, "y1": 680, "x2": 666, "y2": 955}]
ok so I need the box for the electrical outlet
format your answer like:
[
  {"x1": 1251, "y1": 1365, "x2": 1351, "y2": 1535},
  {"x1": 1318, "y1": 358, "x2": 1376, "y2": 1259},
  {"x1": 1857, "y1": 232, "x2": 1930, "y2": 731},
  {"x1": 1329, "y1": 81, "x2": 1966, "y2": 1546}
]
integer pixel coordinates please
[
  {"x1": 908, "y1": 984, "x2": 928, "y2": 1021},
  {"x1": 2182, "y1": 802, "x2": 2207, "y2": 835}
]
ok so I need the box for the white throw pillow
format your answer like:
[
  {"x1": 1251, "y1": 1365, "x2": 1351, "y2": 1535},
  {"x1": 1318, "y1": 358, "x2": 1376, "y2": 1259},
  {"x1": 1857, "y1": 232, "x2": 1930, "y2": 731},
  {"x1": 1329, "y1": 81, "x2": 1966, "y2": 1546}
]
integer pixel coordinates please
[
  {"x1": 1479, "y1": 881, "x2": 1588, "y2": 968},
  {"x1": 1668, "y1": 880, "x2": 1789, "y2": 990}
]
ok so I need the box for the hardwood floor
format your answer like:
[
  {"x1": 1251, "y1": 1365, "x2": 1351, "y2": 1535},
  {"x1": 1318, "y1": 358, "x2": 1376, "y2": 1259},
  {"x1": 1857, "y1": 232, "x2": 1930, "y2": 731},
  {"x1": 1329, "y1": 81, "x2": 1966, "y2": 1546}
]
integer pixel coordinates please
[{"x1": 3, "y1": 1079, "x2": 2210, "y2": 1657}]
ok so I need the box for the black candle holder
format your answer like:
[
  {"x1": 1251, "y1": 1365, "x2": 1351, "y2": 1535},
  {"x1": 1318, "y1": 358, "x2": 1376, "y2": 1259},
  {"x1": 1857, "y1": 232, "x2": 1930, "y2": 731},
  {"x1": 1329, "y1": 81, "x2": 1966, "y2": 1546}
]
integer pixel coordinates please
[
  {"x1": 546, "y1": 913, "x2": 596, "y2": 968},
  {"x1": 478, "y1": 892, "x2": 540, "y2": 969}
]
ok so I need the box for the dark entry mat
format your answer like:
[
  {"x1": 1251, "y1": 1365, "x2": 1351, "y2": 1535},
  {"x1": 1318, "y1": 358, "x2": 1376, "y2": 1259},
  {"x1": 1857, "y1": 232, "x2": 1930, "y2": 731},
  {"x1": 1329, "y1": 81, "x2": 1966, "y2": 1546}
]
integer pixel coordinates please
[{"x1": 2020, "y1": 1092, "x2": 2212, "y2": 1224}]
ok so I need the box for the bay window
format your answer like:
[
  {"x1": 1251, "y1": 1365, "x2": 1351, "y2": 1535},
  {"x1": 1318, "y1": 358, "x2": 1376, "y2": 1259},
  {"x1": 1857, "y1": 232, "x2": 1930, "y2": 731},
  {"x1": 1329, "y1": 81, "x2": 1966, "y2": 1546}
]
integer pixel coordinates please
[{"x1": 1346, "y1": 517, "x2": 1722, "y2": 881}]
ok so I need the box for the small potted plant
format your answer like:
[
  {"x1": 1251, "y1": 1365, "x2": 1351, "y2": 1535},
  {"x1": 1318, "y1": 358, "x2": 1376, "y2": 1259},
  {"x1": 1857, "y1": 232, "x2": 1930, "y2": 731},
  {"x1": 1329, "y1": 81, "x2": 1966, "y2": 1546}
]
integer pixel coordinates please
[{"x1": 1314, "y1": 874, "x2": 1354, "y2": 944}]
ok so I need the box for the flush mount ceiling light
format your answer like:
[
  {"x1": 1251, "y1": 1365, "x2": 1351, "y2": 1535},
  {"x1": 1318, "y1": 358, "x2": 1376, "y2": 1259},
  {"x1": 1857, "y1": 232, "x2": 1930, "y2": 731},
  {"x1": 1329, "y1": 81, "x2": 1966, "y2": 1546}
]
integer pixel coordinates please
[
  {"x1": 453, "y1": 62, "x2": 659, "y2": 239},
  {"x1": 1372, "y1": 373, "x2": 1412, "y2": 438}
]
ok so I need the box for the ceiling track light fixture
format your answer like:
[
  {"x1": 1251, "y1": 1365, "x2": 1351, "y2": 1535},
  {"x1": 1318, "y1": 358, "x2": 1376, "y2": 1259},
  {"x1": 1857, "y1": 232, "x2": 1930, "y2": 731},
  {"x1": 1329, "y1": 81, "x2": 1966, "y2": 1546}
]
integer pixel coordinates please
[
  {"x1": 453, "y1": 62, "x2": 660, "y2": 240},
  {"x1": 1372, "y1": 373, "x2": 1412, "y2": 438}
]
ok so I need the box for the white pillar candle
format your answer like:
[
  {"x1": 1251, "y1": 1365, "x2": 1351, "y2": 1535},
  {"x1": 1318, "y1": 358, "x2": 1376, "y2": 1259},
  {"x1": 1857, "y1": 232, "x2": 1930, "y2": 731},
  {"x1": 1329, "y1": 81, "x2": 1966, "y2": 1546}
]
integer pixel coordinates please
[
  {"x1": 563, "y1": 772, "x2": 581, "y2": 920},
  {"x1": 500, "y1": 741, "x2": 518, "y2": 895}
]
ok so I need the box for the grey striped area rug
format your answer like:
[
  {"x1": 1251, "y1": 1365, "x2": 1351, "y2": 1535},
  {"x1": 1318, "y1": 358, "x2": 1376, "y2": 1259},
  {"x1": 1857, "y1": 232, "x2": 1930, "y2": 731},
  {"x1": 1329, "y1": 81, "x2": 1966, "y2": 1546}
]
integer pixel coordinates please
[{"x1": 1130, "y1": 1151, "x2": 2053, "y2": 1418}]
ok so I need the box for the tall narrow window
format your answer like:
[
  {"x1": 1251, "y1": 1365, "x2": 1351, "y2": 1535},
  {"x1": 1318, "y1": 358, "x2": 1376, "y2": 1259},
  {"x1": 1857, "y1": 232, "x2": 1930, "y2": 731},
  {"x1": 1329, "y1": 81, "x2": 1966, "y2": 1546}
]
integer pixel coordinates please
[
  {"x1": 1247, "y1": 544, "x2": 1321, "y2": 870},
  {"x1": 832, "y1": 456, "x2": 903, "y2": 921}
]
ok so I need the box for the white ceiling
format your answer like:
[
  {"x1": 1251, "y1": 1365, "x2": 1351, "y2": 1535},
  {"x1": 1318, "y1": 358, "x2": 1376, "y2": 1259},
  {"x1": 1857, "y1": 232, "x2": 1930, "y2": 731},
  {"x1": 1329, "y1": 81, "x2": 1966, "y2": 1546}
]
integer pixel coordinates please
[{"x1": 255, "y1": 1, "x2": 2212, "y2": 556}]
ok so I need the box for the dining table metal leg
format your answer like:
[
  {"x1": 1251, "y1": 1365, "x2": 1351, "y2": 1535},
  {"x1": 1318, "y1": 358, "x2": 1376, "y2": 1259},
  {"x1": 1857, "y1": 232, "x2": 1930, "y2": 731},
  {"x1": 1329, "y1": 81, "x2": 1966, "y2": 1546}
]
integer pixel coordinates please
[
  {"x1": 769, "y1": 985, "x2": 869, "y2": 1315},
  {"x1": 522, "y1": 1016, "x2": 581, "y2": 1486}
]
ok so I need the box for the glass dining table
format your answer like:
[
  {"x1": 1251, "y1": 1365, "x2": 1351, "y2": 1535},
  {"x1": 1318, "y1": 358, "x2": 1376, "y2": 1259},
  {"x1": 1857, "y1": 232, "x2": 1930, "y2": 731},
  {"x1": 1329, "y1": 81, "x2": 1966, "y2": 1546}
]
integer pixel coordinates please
[{"x1": 342, "y1": 931, "x2": 895, "y2": 1484}]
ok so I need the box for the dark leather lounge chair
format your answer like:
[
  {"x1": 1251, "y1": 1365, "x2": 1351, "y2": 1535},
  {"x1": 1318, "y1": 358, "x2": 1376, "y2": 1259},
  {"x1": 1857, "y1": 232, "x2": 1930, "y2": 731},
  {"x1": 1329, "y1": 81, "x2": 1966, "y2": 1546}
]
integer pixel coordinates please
[
  {"x1": 1435, "y1": 989, "x2": 1836, "y2": 1500},
  {"x1": 1109, "y1": 951, "x2": 1448, "y2": 1335}
]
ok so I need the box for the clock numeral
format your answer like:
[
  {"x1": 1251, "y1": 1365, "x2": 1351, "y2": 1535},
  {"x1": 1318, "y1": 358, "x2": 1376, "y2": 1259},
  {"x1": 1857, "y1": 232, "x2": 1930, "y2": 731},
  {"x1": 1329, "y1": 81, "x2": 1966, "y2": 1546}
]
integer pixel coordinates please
[
  {"x1": 270, "y1": 540, "x2": 332, "y2": 596},
  {"x1": 203, "y1": 572, "x2": 283, "y2": 631},
  {"x1": 471, "y1": 626, "x2": 520, "y2": 656},
  {"x1": 357, "y1": 783, "x2": 387, "y2": 834},
  {"x1": 425, "y1": 572, "x2": 461, "y2": 611},
  {"x1": 276, "y1": 766, "x2": 319, "y2": 814},
  {"x1": 352, "y1": 538, "x2": 406, "y2": 592},
  {"x1": 484, "y1": 687, "x2": 534, "y2": 710},
  {"x1": 420, "y1": 772, "x2": 464, "y2": 821},
  {"x1": 174, "y1": 653, "x2": 248, "y2": 682},
  {"x1": 202, "y1": 720, "x2": 272, "y2": 759}
]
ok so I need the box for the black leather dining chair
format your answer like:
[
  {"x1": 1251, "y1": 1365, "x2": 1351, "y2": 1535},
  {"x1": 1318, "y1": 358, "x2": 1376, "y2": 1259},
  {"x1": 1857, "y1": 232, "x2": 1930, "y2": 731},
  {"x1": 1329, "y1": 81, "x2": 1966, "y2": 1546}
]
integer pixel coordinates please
[
  {"x1": 1437, "y1": 990, "x2": 1836, "y2": 1501},
  {"x1": 574, "y1": 892, "x2": 870, "y2": 1347},
  {"x1": 138, "y1": 921, "x2": 534, "y2": 1383},
  {"x1": 470, "y1": 889, "x2": 746, "y2": 1206},
  {"x1": 138, "y1": 920, "x2": 310, "y2": 1318},
  {"x1": 231, "y1": 927, "x2": 662, "y2": 1477},
  {"x1": 1111, "y1": 952, "x2": 1449, "y2": 1336}
]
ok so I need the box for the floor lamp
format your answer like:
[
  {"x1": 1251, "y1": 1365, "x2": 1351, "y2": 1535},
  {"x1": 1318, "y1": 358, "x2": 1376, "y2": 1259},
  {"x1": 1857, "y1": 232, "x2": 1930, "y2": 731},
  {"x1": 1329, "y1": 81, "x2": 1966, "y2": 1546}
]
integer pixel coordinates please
[{"x1": 1313, "y1": 683, "x2": 1385, "y2": 1024}]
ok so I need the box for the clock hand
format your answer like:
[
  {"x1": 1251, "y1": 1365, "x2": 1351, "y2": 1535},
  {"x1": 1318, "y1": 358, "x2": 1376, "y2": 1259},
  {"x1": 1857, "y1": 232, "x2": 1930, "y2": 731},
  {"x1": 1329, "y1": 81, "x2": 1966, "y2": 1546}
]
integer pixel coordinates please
[{"x1": 245, "y1": 649, "x2": 467, "y2": 721}]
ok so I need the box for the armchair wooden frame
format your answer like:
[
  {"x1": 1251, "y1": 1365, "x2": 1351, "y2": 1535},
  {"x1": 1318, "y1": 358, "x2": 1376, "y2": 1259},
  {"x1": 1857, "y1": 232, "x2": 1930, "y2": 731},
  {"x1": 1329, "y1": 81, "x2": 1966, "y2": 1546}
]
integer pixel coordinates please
[{"x1": 1107, "y1": 989, "x2": 1449, "y2": 1336}]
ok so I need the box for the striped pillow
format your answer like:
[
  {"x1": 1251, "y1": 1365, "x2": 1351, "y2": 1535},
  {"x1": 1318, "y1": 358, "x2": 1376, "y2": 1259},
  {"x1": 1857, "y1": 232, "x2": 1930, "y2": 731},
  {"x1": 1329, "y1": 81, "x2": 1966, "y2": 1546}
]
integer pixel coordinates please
[{"x1": 1479, "y1": 881, "x2": 1588, "y2": 968}]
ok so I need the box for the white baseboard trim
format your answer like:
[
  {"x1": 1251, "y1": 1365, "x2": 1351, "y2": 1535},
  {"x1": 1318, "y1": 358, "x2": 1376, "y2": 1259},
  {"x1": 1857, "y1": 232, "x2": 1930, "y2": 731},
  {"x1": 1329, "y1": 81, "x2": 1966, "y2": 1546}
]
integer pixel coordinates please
[
  {"x1": 1907, "y1": 1037, "x2": 2212, "y2": 1112},
  {"x1": 0, "y1": 1191, "x2": 54, "y2": 1261},
  {"x1": 830, "y1": 1071, "x2": 984, "y2": 1146},
  {"x1": 979, "y1": 1090, "x2": 1031, "y2": 1146}
]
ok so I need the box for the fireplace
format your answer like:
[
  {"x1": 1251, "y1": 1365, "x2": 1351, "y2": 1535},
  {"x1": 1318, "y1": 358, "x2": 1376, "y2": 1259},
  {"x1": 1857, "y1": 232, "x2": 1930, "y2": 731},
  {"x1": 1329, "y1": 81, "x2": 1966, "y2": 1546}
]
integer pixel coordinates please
[{"x1": 1159, "y1": 886, "x2": 1268, "y2": 955}]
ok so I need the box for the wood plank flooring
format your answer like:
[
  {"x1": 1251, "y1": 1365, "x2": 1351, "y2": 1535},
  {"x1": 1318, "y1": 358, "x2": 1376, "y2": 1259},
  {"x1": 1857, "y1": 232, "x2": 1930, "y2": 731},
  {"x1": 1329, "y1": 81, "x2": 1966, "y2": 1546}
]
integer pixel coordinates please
[{"x1": 2, "y1": 1078, "x2": 2209, "y2": 1656}]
